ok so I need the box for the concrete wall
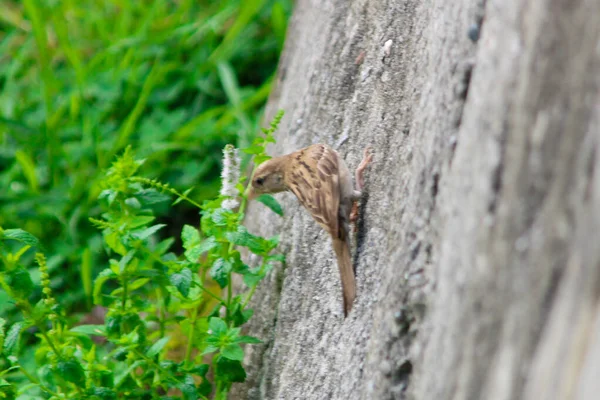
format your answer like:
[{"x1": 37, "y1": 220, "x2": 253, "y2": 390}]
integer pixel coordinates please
[{"x1": 234, "y1": 0, "x2": 600, "y2": 399}]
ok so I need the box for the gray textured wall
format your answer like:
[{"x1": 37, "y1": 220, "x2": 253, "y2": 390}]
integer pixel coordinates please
[{"x1": 233, "y1": 0, "x2": 600, "y2": 399}]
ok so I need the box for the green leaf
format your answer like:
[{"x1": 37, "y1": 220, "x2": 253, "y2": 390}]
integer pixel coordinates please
[
  {"x1": 2, "y1": 229, "x2": 39, "y2": 248},
  {"x1": 115, "y1": 360, "x2": 144, "y2": 388},
  {"x1": 210, "y1": 258, "x2": 232, "y2": 288},
  {"x1": 267, "y1": 253, "x2": 286, "y2": 263},
  {"x1": 129, "y1": 216, "x2": 155, "y2": 229},
  {"x1": 3, "y1": 322, "x2": 23, "y2": 356},
  {"x1": 225, "y1": 226, "x2": 276, "y2": 255},
  {"x1": 173, "y1": 187, "x2": 194, "y2": 205},
  {"x1": 256, "y1": 194, "x2": 283, "y2": 216},
  {"x1": 15, "y1": 150, "x2": 38, "y2": 192},
  {"x1": 178, "y1": 374, "x2": 199, "y2": 400},
  {"x1": 241, "y1": 144, "x2": 264, "y2": 155},
  {"x1": 0, "y1": 379, "x2": 17, "y2": 400},
  {"x1": 93, "y1": 268, "x2": 117, "y2": 304},
  {"x1": 0, "y1": 318, "x2": 5, "y2": 351},
  {"x1": 194, "y1": 364, "x2": 212, "y2": 396},
  {"x1": 70, "y1": 325, "x2": 107, "y2": 337},
  {"x1": 6, "y1": 268, "x2": 34, "y2": 299},
  {"x1": 181, "y1": 225, "x2": 200, "y2": 249},
  {"x1": 208, "y1": 317, "x2": 227, "y2": 336},
  {"x1": 89, "y1": 387, "x2": 117, "y2": 400},
  {"x1": 146, "y1": 336, "x2": 170, "y2": 358},
  {"x1": 81, "y1": 248, "x2": 93, "y2": 306},
  {"x1": 235, "y1": 335, "x2": 262, "y2": 344},
  {"x1": 104, "y1": 231, "x2": 127, "y2": 255},
  {"x1": 154, "y1": 237, "x2": 175, "y2": 255},
  {"x1": 211, "y1": 208, "x2": 235, "y2": 226},
  {"x1": 105, "y1": 314, "x2": 122, "y2": 337},
  {"x1": 55, "y1": 359, "x2": 86, "y2": 387},
  {"x1": 131, "y1": 224, "x2": 165, "y2": 240},
  {"x1": 243, "y1": 271, "x2": 262, "y2": 288},
  {"x1": 215, "y1": 357, "x2": 246, "y2": 383},
  {"x1": 170, "y1": 268, "x2": 193, "y2": 297},
  {"x1": 253, "y1": 154, "x2": 272, "y2": 166},
  {"x1": 231, "y1": 305, "x2": 254, "y2": 327},
  {"x1": 221, "y1": 343, "x2": 244, "y2": 361},
  {"x1": 201, "y1": 345, "x2": 219, "y2": 355},
  {"x1": 185, "y1": 236, "x2": 218, "y2": 263},
  {"x1": 187, "y1": 364, "x2": 209, "y2": 376}
]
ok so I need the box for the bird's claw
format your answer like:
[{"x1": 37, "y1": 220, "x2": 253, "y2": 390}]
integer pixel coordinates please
[
  {"x1": 351, "y1": 147, "x2": 374, "y2": 230},
  {"x1": 355, "y1": 147, "x2": 374, "y2": 191}
]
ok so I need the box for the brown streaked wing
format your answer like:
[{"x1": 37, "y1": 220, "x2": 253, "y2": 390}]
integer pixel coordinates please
[{"x1": 286, "y1": 144, "x2": 340, "y2": 236}]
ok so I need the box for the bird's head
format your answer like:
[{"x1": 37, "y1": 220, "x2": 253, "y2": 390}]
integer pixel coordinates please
[{"x1": 247, "y1": 158, "x2": 287, "y2": 200}]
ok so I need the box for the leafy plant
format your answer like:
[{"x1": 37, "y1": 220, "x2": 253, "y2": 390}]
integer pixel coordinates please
[
  {"x1": 0, "y1": 111, "x2": 286, "y2": 399},
  {"x1": 0, "y1": 0, "x2": 292, "y2": 318}
]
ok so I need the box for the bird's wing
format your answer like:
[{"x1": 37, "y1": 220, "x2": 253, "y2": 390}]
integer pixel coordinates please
[{"x1": 287, "y1": 144, "x2": 340, "y2": 237}]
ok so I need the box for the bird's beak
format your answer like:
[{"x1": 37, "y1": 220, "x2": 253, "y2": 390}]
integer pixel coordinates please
[{"x1": 245, "y1": 186, "x2": 258, "y2": 201}]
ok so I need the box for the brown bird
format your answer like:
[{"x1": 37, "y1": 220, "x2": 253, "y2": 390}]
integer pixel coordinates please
[{"x1": 248, "y1": 144, "x2": 373, "y2": 316}]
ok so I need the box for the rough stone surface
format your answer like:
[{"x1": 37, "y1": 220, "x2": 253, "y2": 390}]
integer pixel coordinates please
[{"x1": 231, "y1": 0, "x2": 600, "y2": 399}]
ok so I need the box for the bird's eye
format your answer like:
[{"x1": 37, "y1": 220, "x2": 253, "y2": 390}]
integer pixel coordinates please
[{"x1": 255, "y1": 177, "x2": 265, "y2": 186}]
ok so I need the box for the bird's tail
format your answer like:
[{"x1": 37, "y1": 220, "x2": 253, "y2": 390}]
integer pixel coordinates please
[{"x1": 332, "y1": 235, "x2": 356, "y2": 317}]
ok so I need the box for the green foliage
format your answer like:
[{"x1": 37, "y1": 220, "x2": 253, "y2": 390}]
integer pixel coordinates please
[
  {"x1": 0, "y1": 114, "x2": 286, "y2": 399},
  {"x1": 0, "y1": 0, "x2": 292, "y2": 317}
]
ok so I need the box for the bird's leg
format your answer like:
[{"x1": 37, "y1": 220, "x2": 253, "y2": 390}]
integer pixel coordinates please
[{"x1": 350, "y1": 147, "x2": 373, "y2": 223}]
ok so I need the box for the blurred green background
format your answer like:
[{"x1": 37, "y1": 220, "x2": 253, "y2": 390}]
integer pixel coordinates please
[{"x1": 0, "y1": 0, "x2": 291, "y2": 315}]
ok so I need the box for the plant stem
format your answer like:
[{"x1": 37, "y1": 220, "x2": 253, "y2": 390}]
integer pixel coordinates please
[
  {"x1": 122, "y1": 277, "x2": 129, "y2": 310},
  {"x1": 184, "y1": 307, "x2": 198, "y2": 367},
  {"x1": 18, "y1": 365, "x2": 60, "y2": 397},
  {"x1": 40, "y1": 330, "x2": 62, "y2": 360},
  {"x1": 193, "y1": 282, "x2": 226, "y2": 303}
]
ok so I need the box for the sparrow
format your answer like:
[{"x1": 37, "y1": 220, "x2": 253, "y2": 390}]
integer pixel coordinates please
[{"x1": 248, "y1": 143, "x2": 373, "y2": 316}]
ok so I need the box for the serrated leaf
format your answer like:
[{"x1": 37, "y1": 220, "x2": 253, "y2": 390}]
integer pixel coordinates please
[
  {"x1": 0, "y1": 379, "x2": 16, "y2": 400},
  {"x1": 6, "y1": 268, "x2": 34, "y2": 299},
  {"x1": 210, "y1": 258, "x2": 232, "y2": 288},
  {"x1": 225, "y1": 226, "x2": 276, "y2": 255},
  {"x1": 70, "y1": 325, "x2": 107, "y2": 337},
  {"x1": 137, "y1": 189, "x2": 171, "y2": 205},
  {"x1": 242, "y1": 271, "x2": 262, "y2": 288},
  {"x1": 146, "y1": 336, "x2": 170, "y2": 358},
  {"x1": 201, "y1": 345, "x2": 219, "y2": 355},
  {"x1": 118, "y1": 250, "x2": 135, "y2": 272},
  {"x1": 154, "y1": 237, "x2": 175, "y2": 255},
  {"x1": 129, "y1": 216, "x2": 155, "y2": 229},
  {"x1": 115, "y1": 360, "x2": 144, "y2": 388},
  {"x1": 89, "y1": 387, "x2": 117, "y2": 399},
  {"x1": 2, "y1": 229, "x2": 39, "y2": 247},
  {"x1": 93, "y1": 268, "x2": 117, "y2": 304},
  {"x1": 131, "y1": 224, "x2": 165, "y2": 240},
  {"x1": 211, "y1": 208, "x2": 234, "y2": 226},
  {"x1": 178, "y1": 374, "x2": 198, "y2": 400},
  {"x1": 185, "y1": 237, "x2": 218, "y2": 263},
  {"x1": 55, "y1": 359, "x2": 86, "y2": 387},
  {"x1": 221, "y1": 343, "x2": 244, "y2": 361},
  {"x1": 3, "y1": 322, "x2": 23, "y2": 356},
  {"x1": 170, "y1": 268, "x2": 193, "y2": 297},
  {"x1": 208, "y1": 317, "x2": 227, "y2": 336},
  {"x1": 181, "y1": 225, "x2": 200, "y2": 249},
  {"x1": 124, "y1": 197, "x2": 141, "y2": 210},
  {"x1": 256, "y1": 194, "x2": 283, "y2": 216},
  {"x1": 187, "y1": 364, "x2": 209, "y2": 376},
  {"x1": 215, "y1": 357, "x2": 246, "y2": 383},
  {"x1": 235, "y1": 335, "x2": 262, "y2": 344},
  {"x1": 104, "y1": 231, "x2": 126, "y2": 255}
]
